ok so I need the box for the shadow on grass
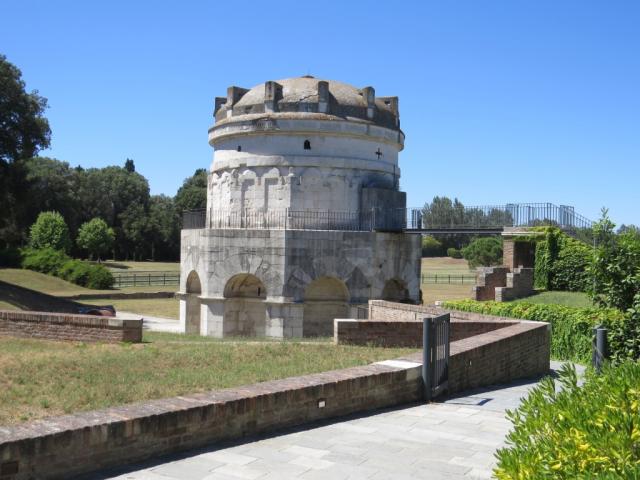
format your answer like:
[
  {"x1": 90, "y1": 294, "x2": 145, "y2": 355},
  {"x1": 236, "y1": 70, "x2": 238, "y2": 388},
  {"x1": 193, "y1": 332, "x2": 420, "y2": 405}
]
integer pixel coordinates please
[{"x1": 0, "y1": 280, "x2": 107, "y2": 313}]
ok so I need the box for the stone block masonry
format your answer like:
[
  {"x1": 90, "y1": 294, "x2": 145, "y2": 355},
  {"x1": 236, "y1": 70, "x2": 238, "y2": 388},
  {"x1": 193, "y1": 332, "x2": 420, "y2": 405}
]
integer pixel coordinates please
[{"x1": 0, "y1": 310, "x2": 142, "y2": 343}]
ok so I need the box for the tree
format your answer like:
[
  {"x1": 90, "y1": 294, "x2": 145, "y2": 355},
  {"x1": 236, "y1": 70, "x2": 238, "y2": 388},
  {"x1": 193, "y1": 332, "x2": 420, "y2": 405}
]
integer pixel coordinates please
[
  {"x1": 462, "y1": 236, "x2": 503, "y2": 268},
  {"x1": 175, "y1": 168, "x2": 207, "y2": 213},
  {"x1": 124, "y1": 158, "x2": 135, "y2": 172},
  {"x1": 588, "y1": 209, "x2": 640, "y2": 312},
  {"x1": 146, "y1": 195, "x2": 180, "y2": 260},
  {"x1": 29, "y1": 211, "x2": 71, "y2": 252},
  {"x1": 0, "y1": 55, "x2": 51, "y2": 246},
  {"x1": 77, "y1": 218, "x2": 115, "y2": 261}
]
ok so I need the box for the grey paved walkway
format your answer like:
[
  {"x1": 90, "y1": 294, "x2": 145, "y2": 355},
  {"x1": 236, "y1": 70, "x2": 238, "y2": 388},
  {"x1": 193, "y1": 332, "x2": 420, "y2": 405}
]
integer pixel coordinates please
[{"x1": 89, "y1": 362, "x2": 579, "y2": 480}]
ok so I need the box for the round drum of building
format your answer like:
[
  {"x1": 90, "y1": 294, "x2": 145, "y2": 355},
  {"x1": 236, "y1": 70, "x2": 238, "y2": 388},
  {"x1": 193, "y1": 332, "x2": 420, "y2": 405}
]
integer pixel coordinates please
[{"x1": 179, "y1": 76, "x2": 421, "y2": 338}]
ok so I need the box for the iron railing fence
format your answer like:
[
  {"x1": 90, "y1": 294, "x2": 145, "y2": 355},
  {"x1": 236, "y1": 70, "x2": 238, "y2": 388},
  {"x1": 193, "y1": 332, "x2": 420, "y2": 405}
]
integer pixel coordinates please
[
  {"x1": 408, "y1": 202, "x2": 593, "y2": 230},
  {"x1": 421, "y1": 274, "x2": 476, "y2": 285},
  {"x1": 182, "y1": 203, "x2": 593, "y2": 232},
  {"x1": 423, "y1": 313, "x2": 450, "y2": 402},
  {"x1": 112, "y1": 271, "x2": 179, "y2": 288}
]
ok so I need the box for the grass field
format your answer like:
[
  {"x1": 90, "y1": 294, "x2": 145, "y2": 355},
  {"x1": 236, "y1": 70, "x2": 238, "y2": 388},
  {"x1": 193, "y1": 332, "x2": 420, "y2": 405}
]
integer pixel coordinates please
[
  {"x1": 511, "y1": 291, "x2": 593, "y2": 308},
  {"x1": 0, "y1": 269, "x2": 176, "y2": 296},
  {"x1": 102, "y1": 260, "x2": 179, "y2": 272},
  {"x1": 0, "y1": 333, "x2": 417, "y2": 425},
  {"x1": 421, "y1": 257, "x2": 473, "y2": 304},
  {"x1": 78, "y1": 297, "x2": 179, "y2": 319}
]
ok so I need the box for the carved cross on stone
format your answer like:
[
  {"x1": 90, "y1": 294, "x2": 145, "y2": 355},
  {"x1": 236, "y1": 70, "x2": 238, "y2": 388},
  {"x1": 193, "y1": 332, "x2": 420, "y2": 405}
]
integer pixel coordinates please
[{"x1": 375, "y1": 148, "x2": 383, "y2": 159}]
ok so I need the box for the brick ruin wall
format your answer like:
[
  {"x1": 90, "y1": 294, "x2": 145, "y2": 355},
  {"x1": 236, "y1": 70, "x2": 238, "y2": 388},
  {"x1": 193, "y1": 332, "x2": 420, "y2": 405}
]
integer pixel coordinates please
[
  {"x1": 472, "y1": 267, "x2": 509, "y2": 301},
  {"x1": 0, "y1": 310, "x2": 142, "y2": 343},
  {"x1": 496, "y1": 267, "x2": 535, "y2": 302}
]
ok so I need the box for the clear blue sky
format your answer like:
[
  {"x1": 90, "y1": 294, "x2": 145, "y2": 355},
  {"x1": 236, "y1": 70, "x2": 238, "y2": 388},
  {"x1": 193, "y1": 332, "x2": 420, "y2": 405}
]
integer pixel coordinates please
[{"x1": 2, "y1": 0, "x2": 639, "y2": 225}]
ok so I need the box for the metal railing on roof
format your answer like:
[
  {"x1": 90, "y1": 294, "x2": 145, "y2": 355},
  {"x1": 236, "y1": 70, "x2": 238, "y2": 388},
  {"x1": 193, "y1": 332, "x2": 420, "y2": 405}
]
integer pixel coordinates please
[{"x1": 182, "y1": 203, "x2": 593, "y2": 233}]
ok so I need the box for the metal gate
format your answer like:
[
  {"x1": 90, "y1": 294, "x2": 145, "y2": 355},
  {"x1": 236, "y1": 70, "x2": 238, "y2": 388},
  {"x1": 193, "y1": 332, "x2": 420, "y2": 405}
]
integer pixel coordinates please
[{"x1": 422, "y1": 313, "x2": 450, "y2": 402}]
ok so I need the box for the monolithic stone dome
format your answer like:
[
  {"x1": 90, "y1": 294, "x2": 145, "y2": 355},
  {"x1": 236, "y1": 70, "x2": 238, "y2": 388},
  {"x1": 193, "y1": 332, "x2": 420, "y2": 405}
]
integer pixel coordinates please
[{"x1": 213, "y1": 76, "x2": 400, "y2": 130}]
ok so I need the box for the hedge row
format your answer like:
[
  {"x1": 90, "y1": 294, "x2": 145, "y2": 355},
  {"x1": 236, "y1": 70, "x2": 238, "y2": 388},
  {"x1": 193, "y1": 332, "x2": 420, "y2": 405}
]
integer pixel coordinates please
[
  {"x1": 21, "y1": 248, "x2": 114, "y2": 289},
  {"x1": 495, "y1": 362, "x2": 640, "y2": 479},
  {"x1": 442, "y1": 299, "x2": 625, "y2": 364}
]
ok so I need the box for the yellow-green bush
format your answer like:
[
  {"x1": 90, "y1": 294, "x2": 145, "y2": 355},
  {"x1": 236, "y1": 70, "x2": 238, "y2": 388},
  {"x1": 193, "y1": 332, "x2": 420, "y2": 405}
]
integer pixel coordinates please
[
  {"x1": 443, "y1": 299, "x2": 624, "y2": 363},
  {"x1": 494, "y1": 362, "x2": 640, "y2": 479}
]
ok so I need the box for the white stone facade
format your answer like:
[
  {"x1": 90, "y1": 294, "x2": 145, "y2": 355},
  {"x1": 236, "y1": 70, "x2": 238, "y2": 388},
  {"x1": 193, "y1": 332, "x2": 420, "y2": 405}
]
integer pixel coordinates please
[{"x1": 180, "y1": 76, "x2": 421, "y2": 337}]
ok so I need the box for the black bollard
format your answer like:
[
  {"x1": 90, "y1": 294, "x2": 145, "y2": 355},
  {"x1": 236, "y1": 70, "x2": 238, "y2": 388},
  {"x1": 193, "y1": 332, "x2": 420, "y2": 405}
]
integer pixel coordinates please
[{"x1": 592, "y1": 325, "x2": 608, "y2": 373}]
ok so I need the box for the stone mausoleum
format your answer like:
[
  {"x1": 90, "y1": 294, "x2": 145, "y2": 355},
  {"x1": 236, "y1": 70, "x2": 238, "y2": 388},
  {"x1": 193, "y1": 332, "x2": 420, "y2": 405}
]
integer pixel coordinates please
[{"x1": 179, "y1": 76, "x2": 421, "y2": 337}]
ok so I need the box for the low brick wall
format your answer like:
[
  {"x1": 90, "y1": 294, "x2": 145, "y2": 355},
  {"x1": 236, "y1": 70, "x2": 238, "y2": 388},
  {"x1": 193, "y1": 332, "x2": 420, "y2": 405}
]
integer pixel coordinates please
[
  {"x1": 335, "y1": 318, "x2": 516, "y2": 347},
  {"x1": 0, "y1": 302, "x2": 550, "y2": 480},
  {"x1": 0, "y1": 310, "x2": 142, "y2": 343},
  {"x1": 0, "y1": 361, "x2": 423, "y2": 480},
  {"x1": 447, "y1": 321, "x2": 550, "y2": 393}
]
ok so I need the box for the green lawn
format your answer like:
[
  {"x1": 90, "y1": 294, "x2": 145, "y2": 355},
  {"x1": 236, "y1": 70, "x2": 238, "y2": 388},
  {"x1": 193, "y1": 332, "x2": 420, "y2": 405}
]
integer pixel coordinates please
[
  {"x1": 0, "y1": 268, "x2": 177, "y2": 296},
  {"x1": 511, "y1": 291, "x2": 593, "y2": 308},
  {"x1": 0, "y1": 333, "x2": 417, "y2": 425},
  {"x1": 101, "y1": 260, "x2": 179, "y2": 272},
  {"x1": 421, "y1": 257, "x2": 473, "y2": 304},
  {"x1": 78, "y1": 297, "x2": 179, "y2": 319}
]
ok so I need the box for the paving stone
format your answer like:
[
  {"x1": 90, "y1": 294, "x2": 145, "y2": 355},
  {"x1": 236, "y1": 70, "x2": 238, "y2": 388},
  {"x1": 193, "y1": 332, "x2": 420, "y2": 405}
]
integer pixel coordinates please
[{"x1": 289, "y1": 456, "x2": 335, "y2": 470}]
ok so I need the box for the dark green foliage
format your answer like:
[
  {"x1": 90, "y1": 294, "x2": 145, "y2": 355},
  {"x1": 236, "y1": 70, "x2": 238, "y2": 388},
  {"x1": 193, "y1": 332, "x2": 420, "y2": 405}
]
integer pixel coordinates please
[
  {"x1": 0, "y1": 247, "x2": 22, "y2": 267},
  {"x1": 494, "y1": 362, "x2": 640, "y2": 479},
  {"x1": 443, "y1": 299, "x2": 625, "y2": 363},
  {"x1": 28, "y1": 211, "x2": 71, "y2": 253},
  {"x1": 588, "y1": 210, "x2": 640, "y2": 312},
  {"x1": 175, "y1": 168, "x2": 207, "y2": 212},
  {"x1": 421, "y1": 235, "x2": 444, "y2": 257},
  {"x1": 0, "y1": 55, "x2": 51, "y2": 246},
  {"x1": 124, "y1": 158, "x2": 135, "y2": 172},
  {"x1": 21, "y1": 248, "x2": 113, "y2": 290},
  {"x1": 534, "y1": 227, "x2": 591, "y2": 292},
  {"x1": 447, "y1": 247, "x2": 462, "y2": 259},
  {"x1": 462, "y1": 236, "x2": 502, "y2": 268}
]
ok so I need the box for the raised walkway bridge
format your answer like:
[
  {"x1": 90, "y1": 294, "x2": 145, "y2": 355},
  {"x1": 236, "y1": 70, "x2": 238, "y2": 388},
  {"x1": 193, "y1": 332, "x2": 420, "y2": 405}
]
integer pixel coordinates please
[{"x1": 183, "y1": 203, "x2": 593, "y2": 235}]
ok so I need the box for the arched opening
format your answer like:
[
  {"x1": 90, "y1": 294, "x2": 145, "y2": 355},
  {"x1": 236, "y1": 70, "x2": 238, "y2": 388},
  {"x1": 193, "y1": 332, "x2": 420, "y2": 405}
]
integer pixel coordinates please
[
  {"x1": 223, "y1": 274, "x2": 267, "y2": 336},
  {"x1": 303, "y1": 139, "x2": 311, "y2": 150},
  {"x1": 381, "y1": 278, "x2": 410, "y2": 303},
  {"x1": 185, "y1": 271, "x2": 201, "y2": 334},
  {"x1": 303, "y1": 277, "x2": 349, "y2": 337}
]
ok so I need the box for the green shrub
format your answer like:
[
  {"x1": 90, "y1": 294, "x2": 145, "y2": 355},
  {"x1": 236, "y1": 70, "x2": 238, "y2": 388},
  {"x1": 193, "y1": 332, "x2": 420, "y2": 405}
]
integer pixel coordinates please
[
  {"x1": 461, "y1": 236, "x2": 502, "y2": 268},
  {"x1": 495, "y1": 362, "x2": 640, "y2": 479},
  {"x1": 21, "y1": 247, "x2": 70, "y2": 275},
  {"x1": 28, "y1": 211, "x2": 71, "y2": 253},
  {"x1": 442, "y1": 299, "x2": 624, "y2": 363},
  {"x1": 21, "y1": 249, "x2": 113, "y2": 290},
  {"x1": 588, "y1": 211, "x2": 640, "y2": 312},
  {"x1": 447, "y1": 247, "x2": 462, "y2": 259},
  {"x1": 421, "y1": 235, "x2": 444, "y2": 257},
  {"x1": 85, "y1": 264, "x2": 114, "y2": 289}
]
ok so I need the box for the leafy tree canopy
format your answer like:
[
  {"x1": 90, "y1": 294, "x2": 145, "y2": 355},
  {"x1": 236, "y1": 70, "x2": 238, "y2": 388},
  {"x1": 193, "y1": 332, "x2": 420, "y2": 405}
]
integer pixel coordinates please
[
  {"x1": 0, "y1": 54, "x2": 51, "y2": 165},
  {"x1": 462, "y1": 236, "x2": 503, "y2": 268},
  {"x1": 29, "y1": 211, "x2": 71, "y2": 253},
  {"x1": 77, "y1": 218, "x2": 115, "y2": 261},
  {"x1": 175, "y1": 168, "x2": 207, "y2": 212}
]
